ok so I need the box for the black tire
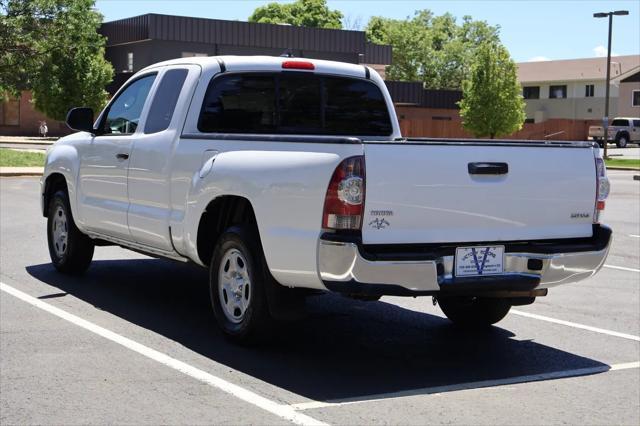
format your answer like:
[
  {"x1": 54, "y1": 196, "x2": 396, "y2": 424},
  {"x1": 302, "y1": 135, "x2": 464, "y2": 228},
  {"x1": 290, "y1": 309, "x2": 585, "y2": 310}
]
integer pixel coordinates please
[
  {"x1": 616, "y1": 134, "x2": 629, "y2": 148},
  {"x1": 47, "y1": 190, "x2": 94, "y2": 274},
  {"x1": 438, "y1": 296, "x2": 511, "y2": 328},
  {"x1": 209, "y1": 225, "x2": 273, "y2": 344}
]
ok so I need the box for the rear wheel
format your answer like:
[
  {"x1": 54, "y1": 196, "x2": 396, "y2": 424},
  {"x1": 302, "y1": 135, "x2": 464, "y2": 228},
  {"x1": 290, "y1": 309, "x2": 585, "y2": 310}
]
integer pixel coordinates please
[
  {"x1": 616, "y1": 134, "x2": 629, "y2": 148},
  {"x1": 438, "y1": 296, "x2": 511, "y2": 327},
  {"x1": 209, "y1": 226, "x2": 273, "y2": 343},
  {"x1": 47, "y1": 190, "x2": 94, "y2": 274}
]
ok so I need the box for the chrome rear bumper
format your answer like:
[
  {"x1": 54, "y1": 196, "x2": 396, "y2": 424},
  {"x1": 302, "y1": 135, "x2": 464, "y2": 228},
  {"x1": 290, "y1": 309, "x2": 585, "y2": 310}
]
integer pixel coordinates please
[{"x1": 318, "y1": 226, "x2": 612, "y2": 296}]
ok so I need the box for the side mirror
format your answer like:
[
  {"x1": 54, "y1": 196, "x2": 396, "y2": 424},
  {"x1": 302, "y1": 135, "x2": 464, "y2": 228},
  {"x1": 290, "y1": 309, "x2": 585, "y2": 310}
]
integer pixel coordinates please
[{"x1": 66, "y1": 107, "x2": 95, "y2": 133}]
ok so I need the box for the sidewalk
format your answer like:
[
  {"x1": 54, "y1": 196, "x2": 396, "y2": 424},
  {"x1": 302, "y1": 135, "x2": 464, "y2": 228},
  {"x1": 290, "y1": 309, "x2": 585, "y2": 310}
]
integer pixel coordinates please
[
  {"x1": 0, "y1": 136, "x2": 57, "y2": 145},
  {"x1": 0, "y1": 167, "x2": 44, "y2": 177}
]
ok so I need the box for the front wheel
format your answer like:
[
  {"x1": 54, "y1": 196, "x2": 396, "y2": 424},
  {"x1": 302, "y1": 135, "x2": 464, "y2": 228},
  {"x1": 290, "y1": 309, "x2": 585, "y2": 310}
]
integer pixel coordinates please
[
  {"x1": 209, "y1": 226, "x2": 273, "y2": 344},
  {"x1": 47, "y1": 190, "x2": 94, "y2": 274},
  {"x1": 438, "y1": 296, "x2": 511, "y2": 328}
]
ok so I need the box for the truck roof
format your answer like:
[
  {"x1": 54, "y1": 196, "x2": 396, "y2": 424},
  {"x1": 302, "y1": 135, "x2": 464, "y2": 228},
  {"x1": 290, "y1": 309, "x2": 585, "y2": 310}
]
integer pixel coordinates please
[{"x1": 139, "y1": 55, "x2": 373, "y2": 80}]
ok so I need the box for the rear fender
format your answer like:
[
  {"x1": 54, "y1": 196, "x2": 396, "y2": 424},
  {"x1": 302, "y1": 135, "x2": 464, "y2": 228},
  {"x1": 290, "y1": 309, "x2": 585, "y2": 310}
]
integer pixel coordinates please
[{"x1": 183, "y1": 148, "x2": 361, "y2": 289}]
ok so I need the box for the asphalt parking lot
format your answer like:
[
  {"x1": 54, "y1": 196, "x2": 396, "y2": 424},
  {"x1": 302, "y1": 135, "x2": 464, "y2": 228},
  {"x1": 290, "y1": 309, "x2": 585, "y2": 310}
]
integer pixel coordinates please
[{"x1": 1, "y1": 171, "x2": 639, "y2": 425}]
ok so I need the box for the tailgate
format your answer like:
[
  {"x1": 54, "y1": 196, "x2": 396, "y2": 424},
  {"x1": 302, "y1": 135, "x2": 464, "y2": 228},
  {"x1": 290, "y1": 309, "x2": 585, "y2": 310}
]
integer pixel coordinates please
[{"x1": 362, "y1": 142, "x2": 597, "y2": 244}]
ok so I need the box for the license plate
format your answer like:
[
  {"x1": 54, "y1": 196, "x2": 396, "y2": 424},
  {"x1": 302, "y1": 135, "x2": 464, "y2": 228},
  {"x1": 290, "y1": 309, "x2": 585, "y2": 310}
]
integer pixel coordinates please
[{"x1": 455, "y1": 246, "x2": 505, "y2": 277}]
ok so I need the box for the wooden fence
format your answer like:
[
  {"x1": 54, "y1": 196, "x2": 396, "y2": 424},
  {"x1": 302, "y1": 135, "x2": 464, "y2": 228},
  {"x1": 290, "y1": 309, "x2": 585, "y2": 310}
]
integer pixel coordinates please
[{"x1": 399, "y1": 118, "x2": 599, "y2": 141}]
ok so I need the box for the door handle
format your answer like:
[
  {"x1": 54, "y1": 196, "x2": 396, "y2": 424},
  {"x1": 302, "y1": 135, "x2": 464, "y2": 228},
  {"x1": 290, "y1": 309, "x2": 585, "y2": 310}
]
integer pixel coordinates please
[
  {"x1": 468, "y1": 162, "x2": 509, "y2": 175},
  {"x1": 116, "y1": 153, "x2": 129, "y2": 160}
]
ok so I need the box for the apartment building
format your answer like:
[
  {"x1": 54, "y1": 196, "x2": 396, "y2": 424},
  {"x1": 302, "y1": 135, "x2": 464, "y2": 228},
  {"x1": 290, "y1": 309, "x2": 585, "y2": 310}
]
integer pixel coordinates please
[{"x1": 517, "y1": 55, "x2": 640, "y2": 123}]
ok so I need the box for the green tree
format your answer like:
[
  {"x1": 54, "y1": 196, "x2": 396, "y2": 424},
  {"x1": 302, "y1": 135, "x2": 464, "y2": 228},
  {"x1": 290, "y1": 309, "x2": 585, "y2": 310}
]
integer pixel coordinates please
[
  {"x1": 249, "y1": 0, "x2": 343, "y2": 29},
  {"x1": 458, "y1": 43, "x2": 525, "y2": 139},
  {"x1": 0, "y1": 0, "x2": 113, "y2": 120},
  {"x1": 365, "y1": 10, "x2": 500, "y2": 89}
]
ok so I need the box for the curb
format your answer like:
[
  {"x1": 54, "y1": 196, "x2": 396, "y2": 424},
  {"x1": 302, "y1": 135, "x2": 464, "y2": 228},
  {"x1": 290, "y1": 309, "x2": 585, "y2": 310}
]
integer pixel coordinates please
[
  {"x1": 605, "y1": 167, "x2": 640, "y2": 171},
  {"x1": 0, "y1": 167, "x2": 44, "y2": 177}
]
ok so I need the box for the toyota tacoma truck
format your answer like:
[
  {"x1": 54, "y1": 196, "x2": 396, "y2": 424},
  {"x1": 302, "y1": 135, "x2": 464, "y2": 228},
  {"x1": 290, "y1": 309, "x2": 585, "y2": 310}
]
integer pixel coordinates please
[
  {"x1": 42, "y1": 56, "x2": 612, "y2": 342},
  {"x1": 588, "y1": 117, "x2": 640, "y2": 148}
]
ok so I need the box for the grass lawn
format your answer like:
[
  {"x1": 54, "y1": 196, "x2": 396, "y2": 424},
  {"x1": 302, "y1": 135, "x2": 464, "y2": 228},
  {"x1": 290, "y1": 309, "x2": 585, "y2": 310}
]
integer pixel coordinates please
[
  {"x1": 605, "y1": 158, "x2": 640, "y2": 169},
  {"x1": 0, "y1": 148, "x2": 46, "y2": 167}
]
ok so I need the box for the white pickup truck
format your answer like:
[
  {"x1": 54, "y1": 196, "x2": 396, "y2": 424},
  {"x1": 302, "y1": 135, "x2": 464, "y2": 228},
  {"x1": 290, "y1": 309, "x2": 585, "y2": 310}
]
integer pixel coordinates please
[{"x1": 42, "y1": 56, "x2": 612, "y2": 342}]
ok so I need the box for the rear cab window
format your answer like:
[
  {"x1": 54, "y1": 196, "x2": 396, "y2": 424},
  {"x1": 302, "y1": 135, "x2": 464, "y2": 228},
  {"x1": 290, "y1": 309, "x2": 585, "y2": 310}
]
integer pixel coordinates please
[{"x1": 198, "y1": 72, "x2": 392, "y2": 137}]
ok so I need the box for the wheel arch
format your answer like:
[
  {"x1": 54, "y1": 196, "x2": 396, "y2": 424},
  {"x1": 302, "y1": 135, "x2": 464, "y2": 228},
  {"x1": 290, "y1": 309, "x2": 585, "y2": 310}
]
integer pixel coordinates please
[
  {"x1": 195, "y1": 195, "x2": 260, "y2": 266},
  {"x1": 42, "y1": 173, "x2": 69, "y2": 217}
]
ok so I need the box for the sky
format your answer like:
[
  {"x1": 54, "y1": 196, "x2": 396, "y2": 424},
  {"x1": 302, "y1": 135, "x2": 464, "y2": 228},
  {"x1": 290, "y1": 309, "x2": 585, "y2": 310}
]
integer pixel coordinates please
[{"x1": 94, "y1": 0, "x2": 640, "y2": 63}]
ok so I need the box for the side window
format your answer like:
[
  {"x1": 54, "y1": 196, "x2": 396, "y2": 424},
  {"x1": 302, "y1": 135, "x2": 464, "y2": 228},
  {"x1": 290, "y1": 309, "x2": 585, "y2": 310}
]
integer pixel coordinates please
[
  {"x1": 144, "y1": 69, "x2": 188, "y2": 134},
  {"x1": 102, "y1": 74, "x2": 156, "y2": 135},
  {"x1": 633, "y1": 120, "x2": 640, "y2": 128},
  {"x1": 198, "y1": 75, "x2": 276, "y2": 133}
]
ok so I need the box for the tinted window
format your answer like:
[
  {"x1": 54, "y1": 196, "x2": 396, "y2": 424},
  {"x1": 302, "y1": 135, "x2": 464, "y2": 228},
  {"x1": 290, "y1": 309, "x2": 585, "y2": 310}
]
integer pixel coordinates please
[
  {"x1": 278, "y1": 75, "x2": 322, "y2": 133},
  {"x1": 199, "y1": 75, "x2": 276, "y2": 133},
  {"x1": 323, "y1": 76, "x2": 391, "y2": 135},
  {"x1": 144, "y1": 69, "x2": 188, "y2": 134},
  {"x1": 633, "y1": 120, "x2": 640, "y2": 127},
  {"x1": 198, "y1": 73, "x2": 392, "y2": 136},
  {"x1": 103, "y1": 74, "x2": 156, "y2": 135},
  {"x1": 611, "y1": 119, "x2": 629, "y2": 126}
]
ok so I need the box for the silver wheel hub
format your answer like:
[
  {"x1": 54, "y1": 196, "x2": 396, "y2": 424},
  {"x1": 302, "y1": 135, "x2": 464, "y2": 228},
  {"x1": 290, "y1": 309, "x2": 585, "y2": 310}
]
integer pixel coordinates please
[
  {"x1": 218, "y1": 248, "x2": 251, "y2": 323},
  {"x1": 52, "y1": 205, "x2": 69, "y2": 258}
]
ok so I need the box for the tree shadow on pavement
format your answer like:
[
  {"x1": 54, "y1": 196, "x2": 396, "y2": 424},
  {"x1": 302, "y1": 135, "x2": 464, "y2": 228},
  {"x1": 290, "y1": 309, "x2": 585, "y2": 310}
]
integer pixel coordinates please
[{"x1": 26, "y1": 258, "x2": 608, "y2": 403}]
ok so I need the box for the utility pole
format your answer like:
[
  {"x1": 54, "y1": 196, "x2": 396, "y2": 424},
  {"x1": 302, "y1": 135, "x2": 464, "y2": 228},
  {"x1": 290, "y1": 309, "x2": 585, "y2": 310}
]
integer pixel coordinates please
[{"x1": 593, "y1": 10, "x2": 629, "y2": 159}]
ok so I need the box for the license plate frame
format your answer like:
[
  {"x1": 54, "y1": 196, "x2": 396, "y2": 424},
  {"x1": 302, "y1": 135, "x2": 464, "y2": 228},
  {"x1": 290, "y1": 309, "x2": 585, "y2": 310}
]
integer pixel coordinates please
[{"x1": 454, "y1": 246, "x2": 505, "y2": 277}]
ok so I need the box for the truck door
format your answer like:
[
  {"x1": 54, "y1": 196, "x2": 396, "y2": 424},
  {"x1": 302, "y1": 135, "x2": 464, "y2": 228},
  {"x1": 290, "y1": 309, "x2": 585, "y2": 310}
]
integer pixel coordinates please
[
  {"x1": 126, "y1": 65, "x2": 201, "y2": 250},
  {"x1": 78, "y1": 73, "x2": 157, "y2": 240}
]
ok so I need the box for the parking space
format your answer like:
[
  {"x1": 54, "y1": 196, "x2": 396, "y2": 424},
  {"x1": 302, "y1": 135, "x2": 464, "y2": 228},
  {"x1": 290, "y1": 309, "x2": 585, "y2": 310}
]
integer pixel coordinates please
[{"x1": 1, "y1": 173, "x2": 639, "y2": 425}]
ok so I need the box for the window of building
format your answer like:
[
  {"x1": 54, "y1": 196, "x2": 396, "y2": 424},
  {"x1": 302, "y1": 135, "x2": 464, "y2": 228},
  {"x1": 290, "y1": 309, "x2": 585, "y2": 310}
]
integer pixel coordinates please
[
  {"x1": 181, "y1": 52, "x2": 208, "y2": 57},
  {"x1": 127, "y1": 52, "x2": 134, "y2": 72},
  {"x1": 522, "y1": 86, "x2": 540, "y2": 99},
  {"x1": 633, "y1": 90, "x2": 640, "y2": 107},
  {"x1": 549, "y1": 85, "x2": 567, "y2": 99},
  {"x1": 101, "y1": 74, "x2": 156, "y2": 135},
  {"x1": 198, "y1": 73, "x2": 392, "y2": 136},
  {"x1": 0, "y1": 97, "x2": 20, "y2": 126},
  {"x1": 144, "y1": 69, "x2": 189, "y2": 134},
  {"x1": 431, "y1": 116, "x2": 452, "y2": 121},
  {"x1": 524, "y1": 118, "x2": 535, "y2": 124},
  {"x1": 585, "y1": 84, "x2": 595, "y2": 97}
]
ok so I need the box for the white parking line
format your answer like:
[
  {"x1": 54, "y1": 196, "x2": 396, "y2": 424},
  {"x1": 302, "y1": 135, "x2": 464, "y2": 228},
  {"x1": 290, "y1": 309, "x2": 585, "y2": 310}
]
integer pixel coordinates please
[
  {"x1": 289, "y1": 362, "x2": 640, "y2": 411},
  {"x1": 629, "y1": 234, "x2": 640, "y2": 238},
  {"x1": 604, "y1": 264, "x2": 640, "y2": 273},
  {"x1": 0, "y1": 282, "x2": 328, "y2": 426},
  {"x1": 511, "y1": 309, "x2": 640, "y2": 341}
]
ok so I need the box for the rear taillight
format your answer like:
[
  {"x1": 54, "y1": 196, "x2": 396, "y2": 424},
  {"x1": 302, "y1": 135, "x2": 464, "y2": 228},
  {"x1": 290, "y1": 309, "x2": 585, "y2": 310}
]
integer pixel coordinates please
[
  {"x1": 594, "y1": 157, "x2": 610, "y2": 223},
  {"x1": 322, "y1": 156, "x2": 365, "y2": 230}
]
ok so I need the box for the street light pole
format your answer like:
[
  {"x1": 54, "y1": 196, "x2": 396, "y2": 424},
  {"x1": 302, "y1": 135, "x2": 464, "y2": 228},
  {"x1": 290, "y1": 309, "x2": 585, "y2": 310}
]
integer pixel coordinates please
[
  {"x1": 603, "y1": 13, "x2": 612, "y2": 159},
  {"x1": 594, "y1": 10, "x2": 628, "y2": 159}
]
